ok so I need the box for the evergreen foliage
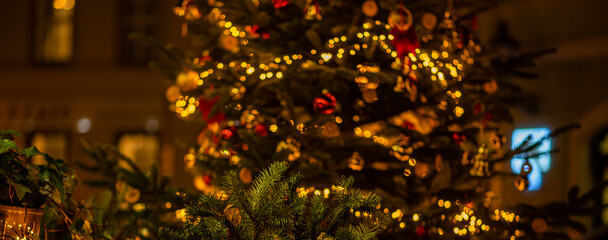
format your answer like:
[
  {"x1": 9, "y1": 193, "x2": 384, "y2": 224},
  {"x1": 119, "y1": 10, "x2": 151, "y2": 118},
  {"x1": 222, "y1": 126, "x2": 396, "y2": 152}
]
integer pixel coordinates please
[
  {"x1": 135, "y1": 0, "x2": 608, "y2": 239},
  {"x1": 159, "y1": 161, "x2": 389, "y2": 239}
]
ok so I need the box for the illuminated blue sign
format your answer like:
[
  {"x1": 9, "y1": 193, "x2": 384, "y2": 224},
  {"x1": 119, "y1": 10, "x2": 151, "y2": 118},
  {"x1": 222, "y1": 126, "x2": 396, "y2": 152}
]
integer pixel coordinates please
[{"x1": 511, "y1": 128, "x2": 551, "y2": 191}]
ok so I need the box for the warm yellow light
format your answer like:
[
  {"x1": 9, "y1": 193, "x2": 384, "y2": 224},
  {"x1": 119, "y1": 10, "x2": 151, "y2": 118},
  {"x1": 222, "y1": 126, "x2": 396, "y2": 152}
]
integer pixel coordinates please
[{"x1": 413, "y1": 213, "x2": 420, "y2": 221}]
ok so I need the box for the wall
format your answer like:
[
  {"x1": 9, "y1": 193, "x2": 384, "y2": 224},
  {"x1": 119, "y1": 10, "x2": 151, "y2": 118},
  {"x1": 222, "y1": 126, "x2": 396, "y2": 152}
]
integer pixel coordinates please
[
  {"x1": 478, "y1": 0, "x2": 608, "y2": 231},
  {"x1": 0, "y1": 0, "x2": 199, "y2": 199}
]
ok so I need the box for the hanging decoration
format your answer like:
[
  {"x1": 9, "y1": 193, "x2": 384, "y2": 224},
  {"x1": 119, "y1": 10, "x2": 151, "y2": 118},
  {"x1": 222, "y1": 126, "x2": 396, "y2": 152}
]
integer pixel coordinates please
[
  {"x1": 514, "y1": 161, "x2": 532, "y2": 191},
  {"x1": 361, "y1": 0, "x2": 378, "y2": 17},
  {"x1": 304, "y1": 0, "x2": 322, "y2": 20},
  {"x1": 355, "y1": 63, "x2": 381, "y2": 103},
  {"x1": 313, "y1": 92, "x2": 338, "y2": 114}
]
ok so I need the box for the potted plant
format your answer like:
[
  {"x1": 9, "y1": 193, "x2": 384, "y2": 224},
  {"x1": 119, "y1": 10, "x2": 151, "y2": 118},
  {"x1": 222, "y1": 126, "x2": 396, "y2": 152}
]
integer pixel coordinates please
[{"x1": 0, "y1": 130, "x2": 75, "y2": 239}]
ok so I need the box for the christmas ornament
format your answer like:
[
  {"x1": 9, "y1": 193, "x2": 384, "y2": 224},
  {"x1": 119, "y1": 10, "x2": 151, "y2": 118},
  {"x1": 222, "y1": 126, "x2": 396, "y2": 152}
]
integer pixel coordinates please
[
  {"x1": 224, "y1": 205, "x2": 242, "y2": 225},
  {"x1": 239, "y1": 168, "x2": 252, "y2": 184},
  {"x1": 194, "y1": 175, "x2": 215, "y2": 193},
  {"x1": 434, "y1": 154, "x2": 443, "y2": 172},
  {"x1": 531, "y1": 218, "x2": 547, "y2": 233},
  {"x1": 273, "y1": 0, "x2": 289, "y2": 9},
  {"x1": 391, "y1": 26, "x2": 419, "y2": 60},
  {"x1": 220, "y1": 34, "x2": 239, "y2": 53},
  {"x1": 348, "y1": 152, "x2": 365, "y2": 171},
  {"x1": 356, "y1": 63, "x2": 381, "y2": 103},
  {"x1": 276, "y1": 138, "x2": 301, "y2": 161},
  {"x1": 402, "y1": 121, "x2": 415, "y2": 130},
  {"x1": 230, "y1": 83, "x2": 246, "y2": 100},
  {"x1": 514, "y1": 161, "x2": 532, "y2": 191},
  {"x1": 405, "y1": 78, "x2": 418, "y2": 102},
  {"x1": 483, "y1": 79, "x2": 498, "y2": 94},
  {"x1": 403, "y1": 168, "x2": 412, "y2": 176},
  {"x1": 166, "y1": 85, "x2": 181, "y2": 102},
  {"x1": 221, "y1": 127, "x2": 237, "y2": 139},
  {"x1": 361, "y1": 0, "x2": 378, "y2": 17},
  {"x1": 254, "y1": 124, "x2": 269, "y2": 137},
  {"x1": 176, "y1": 70, "x2": 199, "y2": 91},
  {"x1": 470, "y1": 145, "x2": 489, "y2": 176},
  {"x1": 451, "y1": 132, "x2": 466, "y2": 145},
  {"x1": 175, "y1": 208, "x2": 187, "y2": 222},
  {"x1": 390, "y1": 108, "x2": 438, "y2": 135},
  {"x1": 174, "y1": 0, "x2": 202, "y2": 20},
  {"x1": 421, "y1": 13, "x2": 437, "y2": 30},
  {"x1": 388, "y1": 5, "x2": 413, "y2": 31},
  {"x1": 203, "y1": 175, "x2": 212, "y2": 185},
  {"x1": 415, "y1": 225, "x2": 427, "y2": 238},
  {"x1": 115, "y1": 180, "x2": 127, "y2": 193},
  {"x1": 566, "y1": 227, "x2": 581, "y2": 240},
  {"x1": 246, "y1": 25, "x2": 270, "y2": 39},
  {"x1": 321, "y1": 122, "x2": 340, "y2": 137},
  {"x1": 304, "y1": 0, "x2": 322, "y2": 20},
  {"x1": 184, "y1": 151, "x2": 196, "y2": 168},
  {"x1": 313, "y1": 92, "x2": 337, "y2": 114},
  {"x1": 198, "y1": 96, "x2": 226, "y2": 124},
  {"x1": 414, "y1": 162, "x2": 431, "y2": 178},
  {"x1": 125, "y1": 186, "x2": 141, "y2": 204},
  {"x1": 489, "y1": 133, "x2": 506, "y2": 149}
]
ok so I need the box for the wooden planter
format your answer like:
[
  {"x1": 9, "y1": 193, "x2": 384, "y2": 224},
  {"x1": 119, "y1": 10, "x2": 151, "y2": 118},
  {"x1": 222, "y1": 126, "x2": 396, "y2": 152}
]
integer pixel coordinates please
[{"x1": 0, "y1": 204, "x2": 44, "y2": 239}]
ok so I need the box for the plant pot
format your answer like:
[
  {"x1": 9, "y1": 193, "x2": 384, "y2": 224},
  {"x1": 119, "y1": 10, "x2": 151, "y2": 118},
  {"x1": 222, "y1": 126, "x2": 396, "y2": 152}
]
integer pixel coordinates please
[{"x1": 0, "y1": 204, "x2": 44, "y2": 239}]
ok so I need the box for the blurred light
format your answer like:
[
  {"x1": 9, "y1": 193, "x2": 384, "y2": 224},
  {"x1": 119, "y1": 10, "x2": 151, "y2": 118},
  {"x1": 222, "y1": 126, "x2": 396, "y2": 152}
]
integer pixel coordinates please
[
  {"x1": 146, "y1": 119, "x2": 159, "y2": 134},
  {"x1": 77, "y1": 118, "x2": 91, "y2": 133}
]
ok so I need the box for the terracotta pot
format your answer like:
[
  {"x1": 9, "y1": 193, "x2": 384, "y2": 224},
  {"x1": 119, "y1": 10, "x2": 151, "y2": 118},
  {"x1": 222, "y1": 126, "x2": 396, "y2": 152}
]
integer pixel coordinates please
[{"x1": 0, "y1": 204, "x2": 44, "y2": 239}]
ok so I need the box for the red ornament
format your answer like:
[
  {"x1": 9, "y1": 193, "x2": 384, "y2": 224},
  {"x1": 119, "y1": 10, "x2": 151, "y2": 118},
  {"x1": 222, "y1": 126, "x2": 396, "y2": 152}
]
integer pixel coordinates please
[
  {"x1": 452, "y1": 132, "x2": 466, "y2": 145},
  {"x1": 246, "y1": 25, "x2": 270, "y2": 39},
  {"x1": 221, "y1": 127, "x2": 237, "y2": 139},
  {"x1": 272, "y1": 0, "x2": 289, "y2": 9},
  {"x1": 254, "y1": 124, "x2": 269, "y2": 137},
  {"x1": 391, "y1": 27, "x2": 419, "y2": 60},
  {"x1": 198, "y1": 96, "x2": 226, "y2": 124},
  {"x1": 313, "y1": 93, "x2": 337, "y2": 114},
  {"x1": 473, "y1": 103, "x2": 483, "y2": 114},
  {"x1": 415, "y1": 225, "x2": 427, "y2": 238},
  {"x1": 203, "y1": 175, "x2": 212, "y2": 185},
  {"x1": 402, "y1": 121, "x2": 415, "y2": 130}
]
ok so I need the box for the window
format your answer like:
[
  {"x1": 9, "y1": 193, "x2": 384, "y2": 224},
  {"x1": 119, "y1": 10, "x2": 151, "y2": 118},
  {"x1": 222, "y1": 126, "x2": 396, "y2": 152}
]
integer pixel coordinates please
[
  {"x1": 511, "y1": 128, "x2": 551, "y2": 191},
  {"x1": 599, "y1": 133, "x2": 608, "y2": 223},
  {"x1": 30, "y1": 132, "x2": 69, "y2": 164},
  {"x1": 117, "y1": 133, "x2": 159, "y2": 173},
  {"x1": 33, "y1": 0, "x2": 75, "y2": 64},
  {"x1": 591, "y1": 127, "x2": 608, "y2": 226},
  {"x1": 118, "y1": 0, "x2": 158, "y2": 64}
]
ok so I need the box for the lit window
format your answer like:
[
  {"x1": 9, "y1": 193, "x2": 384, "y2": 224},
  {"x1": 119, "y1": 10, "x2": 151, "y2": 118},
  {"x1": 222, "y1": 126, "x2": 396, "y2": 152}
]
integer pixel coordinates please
[
  {"x1": 30, "y1": 132, "x2": 69, "y2": 164},
  {"x1": 597, "y1": 132, "x2": 608, "y2": 223},
  {"x1": 34, "y1": 0, "x2": 75, "y2": 64},
  {"x1": 511, "y1": 128, "x2": 551, "y2": 191},
  {"x1": 117, "y1": 133, "x2": 159, "y2": 172}
]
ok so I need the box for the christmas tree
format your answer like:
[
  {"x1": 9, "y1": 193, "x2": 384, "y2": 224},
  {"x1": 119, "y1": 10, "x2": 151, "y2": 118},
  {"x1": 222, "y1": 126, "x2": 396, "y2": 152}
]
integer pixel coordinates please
[{"x1": 135, "y1": 0, "x2": 605, "y2": 239}]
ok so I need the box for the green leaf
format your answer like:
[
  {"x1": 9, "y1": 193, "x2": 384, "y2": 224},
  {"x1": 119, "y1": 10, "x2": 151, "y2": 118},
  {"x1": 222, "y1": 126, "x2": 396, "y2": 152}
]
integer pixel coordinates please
[
  {"x1": 0, "y1": 138, "x2": 17, "y2": 153},
  {"x1": 13, "y1": 183, "x2": 32, "y2": 201},
  {"x1": 103, "y1": 231, "x2": 113, "y2": 239},
  {"x1": 22, "y1": 146, "x2": 43, "y2": 158}
]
